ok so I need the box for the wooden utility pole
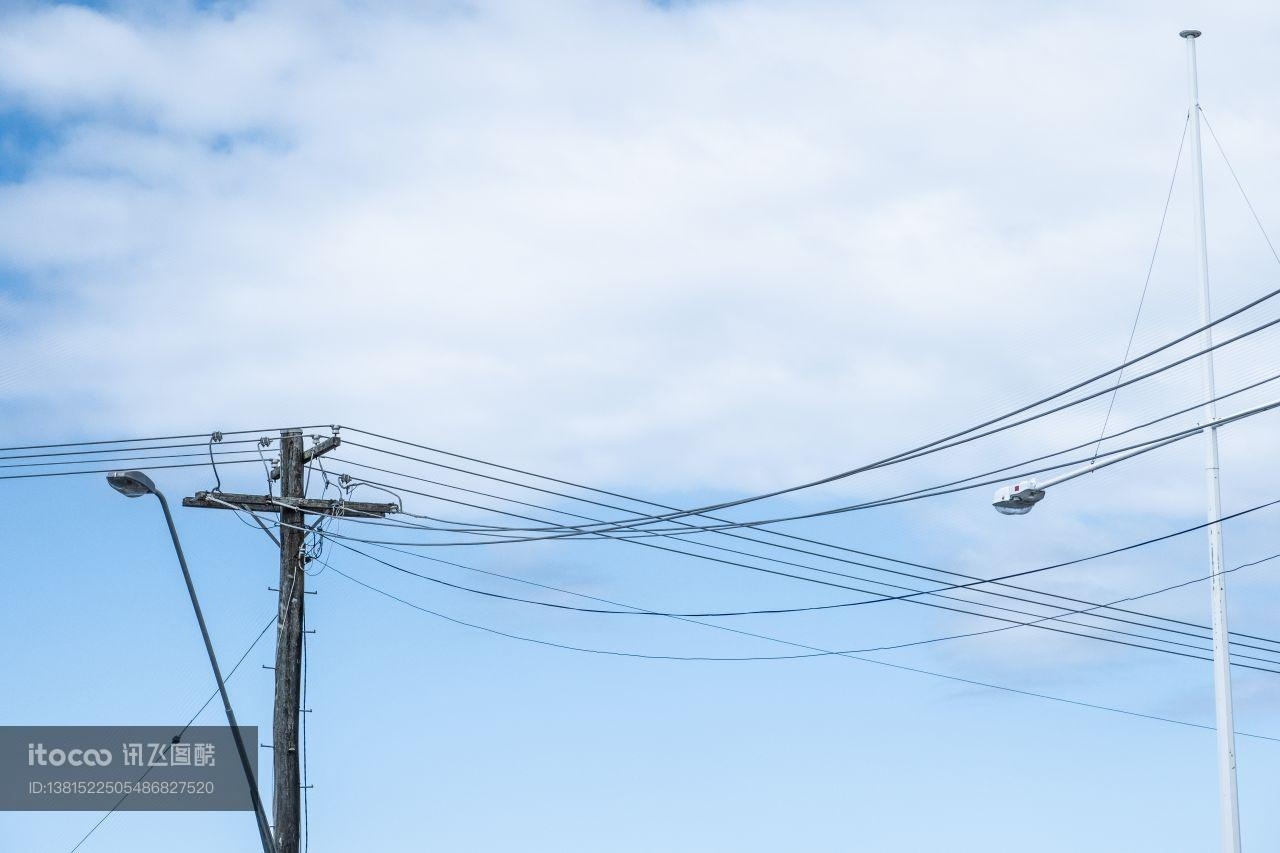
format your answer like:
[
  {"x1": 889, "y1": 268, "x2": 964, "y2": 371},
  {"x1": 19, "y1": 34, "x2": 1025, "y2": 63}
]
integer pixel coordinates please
[
  {"x1": 183, "y1": 428, "x2": 396, "y2": 853},
  {"x1": 273, "y1": 430, "x2": 306, "y2": 853}
]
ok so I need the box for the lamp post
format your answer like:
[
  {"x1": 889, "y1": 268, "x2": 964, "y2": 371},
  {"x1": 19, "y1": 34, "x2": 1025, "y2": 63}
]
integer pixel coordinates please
[
  {"x1": 990, "y1": 369, "x2": 1272, "y2": 853},
  {"x1": 993, "y1": 33, "x2": 1243, "y2": 850},
  {"x1": 1180, "y1": 29, "x2": 1243, "y2": 853},
  {"x1": 107, "y1": 470, "x2": 276, "y2": 853}
]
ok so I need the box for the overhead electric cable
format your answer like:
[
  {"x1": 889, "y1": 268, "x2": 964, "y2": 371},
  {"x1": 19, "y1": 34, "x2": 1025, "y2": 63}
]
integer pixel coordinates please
[
  {"x1": 0, "y1": 458, "x2": 264, "y2": 481},
  {"x1": 322, "y1": 495, "x2": 1280, "y2": 658},
  {"x1": 313, "y1": 463, "x2": 1280, "y2": 655},
  {"x1": 332, "y1": 398, "x2": 1276, "y2": 544},
  {"x1": 0, "y1": 449, "x2": 268, "y2": 471},
  {"x1": 350, "y1": 343, "x2": 1280, "y2": 540},
  {"x1": 295, "y1": 478, "x2": 1280, "y2": 662},
  {"x1": 337, "y1": 423, "x2": 1280, "y2": 650},
  {"x1": 324, "y1": 470, "x2": 1280, "y2": 656},
  {"x1": 327, "y1": 469, "x2": 1280, "y2": 654},
  {"x1": 350, "y1": 304, "x2": 1280, "y2": 537},
  {"x1": 333, "y1": 489, "x2": 1280, "y2": 610},
  {"x1": 344, "y1": 372, "x2": 1280, "y2": 540},
  {"x1": 0, "y1": 437, "x2": 265, "y2": 462},
  {"x1": 323, "y1": 561, "x2": 1280, "y2": 744},
  {"x1": 66, "y1": 613, "x2": 277, "y2": 853},
  {"x1": 340, "y1": 400, "x2": 1280, "y2": 649},
  {"x1": 322, "y1": 534, "x2": 1280, "y2": 672},
  {"x1": 374, "y1": 335, "x2": 1280, "y2": 541},
  {"x1": 0, "y1": 425, "x2": 326, "y2": 455},
  {"x1": 334, "y1": 538, "x2": 1280, "y2": 655},
  {"x1": 340, "y1": 408, "x2": 1227, "y2": 540}
]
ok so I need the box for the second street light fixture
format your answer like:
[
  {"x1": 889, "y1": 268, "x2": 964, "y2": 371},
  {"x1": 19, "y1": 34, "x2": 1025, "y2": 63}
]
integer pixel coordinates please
[
  {"x1": 107, "y1": 470, "x2": 276, "y2": 853},
  {"x1": 991, "y1": 480, "x2": 1045, "y2": 515},
  {"x1": 993, "y1": 30, "x2": 1254, "y2": 853},
  {"x1": 990, "y1": 398, "x2": 1280, "y2": 516}
]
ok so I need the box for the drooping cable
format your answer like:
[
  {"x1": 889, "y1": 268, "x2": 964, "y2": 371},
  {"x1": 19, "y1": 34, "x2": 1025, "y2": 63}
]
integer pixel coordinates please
[
  {"x1": 322, "y1": 560, "x2": 1280, "y2": 744},
  {"x1": 0, "y1": 424, "x2": 330, "y2": 455},
  {"x1": 341, "y1": 404, "x2": 1280, "y2": 648},
  {"x1": 351, "y1": 347, "x2": 1280, "y2": 539},
  {"x1": 322, "y1": 533, "x2": 1280, "y2": 672},
  {"x1": 66, "y1": 614, "x2": 277, "y2": 853},
  {"x1": 352, "y1": 297, "x2": 1280, "y2": 536},
  {"x1": 314, "y1": 459, "x2": 1280, "y2": 654},
  {"x1": 0, "y1": 458, "x2": 265, "y2": 481}
]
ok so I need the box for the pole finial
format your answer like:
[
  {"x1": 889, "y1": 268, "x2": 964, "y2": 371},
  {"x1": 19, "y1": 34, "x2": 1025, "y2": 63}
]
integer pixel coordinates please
[{"x1": 1179, "y1": 29, "x2": 1202, "y2": 39}]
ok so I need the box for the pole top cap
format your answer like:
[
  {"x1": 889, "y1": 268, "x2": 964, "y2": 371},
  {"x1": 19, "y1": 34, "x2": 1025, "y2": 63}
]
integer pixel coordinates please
[{"x1": 1180, "y1": 29, "x2": 1202, "y2": 39}]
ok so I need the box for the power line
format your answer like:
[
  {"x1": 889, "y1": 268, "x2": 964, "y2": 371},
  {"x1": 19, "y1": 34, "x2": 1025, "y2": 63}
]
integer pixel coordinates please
[
  {"x1": 301, "y1": 470, "x2": 1280, "y2": 657},
  {"x1": 322, "y1": 560, "x2": 1280, "y2": 744},
  {"x1": 392, "y1": 340, "x2": 1280, "y2": 541},
  {"x1": 326, "y1": 469, "x2": 1280, "y2": 656},
  {"x1": 308, "y1": 454, "x2": 1280, "y2": 640},
  {"x1": 66, "y1": 614, "x2": 277, "y2": 853},
  {"x1": 328, "y1": 424, "x2": 1185, "y2": 543},
  {"x1": 603, "y1": 406, "x2": 1268, "y2": 537},
  {"x1": 328, "y1": 540, "x2": 1280, "y2": 661},
  {"x1": 361, "y1": 490, "x2": 1280, "y2": 613},
  {"x1": 160, "y1": 471, "x2": 1228, "y2": 671},
  {"x1": 0, "y1": 437, "x2": 267, "y2": 462},
  {"x1": 337, "y1": 410, "x2": 1280, "y2": 650},
  {"x1": 0, "y1": 425, "x2": 328, "y2": 455},
  {"x1": 323, "y1": 534, "x2": 1280, "y2": 673},
  {"x1": 350, "y1": 352, "x2": 1280, "y2": 540},
  {"x1": 325, "y1": 405, "x2": 1241, "y2": 551},
  {"x1": 343, "y1": 371, "x2": 1280, "y2": 541},
  {"x1": 311, "y1": 453, "x2": 1280, "y2": 655},
  {"x1": 337, "y1": 402, "x2": 1239, "y2": 540},
  {"x1": 181, "y1": 615, "x2": 279, "y2": 731},
  {"x1": 269, "y1": 462, "x2": 1279, "y2": 662},
  {"x1": 0, "y1": 458, "x2": 265, "y2": 481},
  {"x1": 350, "y1": 302, "x2": 1280, "y2": 537},
  {"x1": 0, "y1": 449, "x2": 268, "y2": 471}
]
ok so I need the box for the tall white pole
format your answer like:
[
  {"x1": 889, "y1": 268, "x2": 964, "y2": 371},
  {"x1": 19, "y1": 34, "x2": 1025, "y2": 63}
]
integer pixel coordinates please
[{"x1": 1180, "y1": 28, "x2": 1243, "y2": 853}]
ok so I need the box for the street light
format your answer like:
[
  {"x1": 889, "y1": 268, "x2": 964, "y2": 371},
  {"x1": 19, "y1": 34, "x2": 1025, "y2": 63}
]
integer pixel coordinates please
[
  {"x1": 989, "y1": 30, "x2": 1274, "y2": 842},
  {"x1": 991, "y1": 480, "x2": 1045, "y2": 515},
  {"x1": 990, "y1": 400, "x2": 1280, "y2": 853},
  {"x1": 990, "y1": 398, "x2": 1280, "y2": 517},
  {"x1": 107, "y1": 471, "x2": 276, "y2": 853},
  {"x1": 990, "y1": 429, "x2": 1191, "y2": 517}
]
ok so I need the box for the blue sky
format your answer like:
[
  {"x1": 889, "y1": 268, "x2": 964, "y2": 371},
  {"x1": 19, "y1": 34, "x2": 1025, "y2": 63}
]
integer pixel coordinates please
[{"x1": 4, "y1": 1, "x2": 1280, "y2": 850}]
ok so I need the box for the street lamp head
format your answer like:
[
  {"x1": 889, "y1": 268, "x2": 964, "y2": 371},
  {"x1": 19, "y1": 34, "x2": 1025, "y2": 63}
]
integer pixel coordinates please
[
  {"x1": 107, "y1": 470, "x2": 158, "y2": 498},
  {"x1": 992, "y1": 480, "x2": 1045, "y2": 516}
]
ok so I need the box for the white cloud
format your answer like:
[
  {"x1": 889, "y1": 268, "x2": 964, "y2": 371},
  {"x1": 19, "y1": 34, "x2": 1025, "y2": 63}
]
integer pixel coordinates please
[
  {"x1": 1, "y1": 0, "x2": 1278, "y2": 512},
  {"x1": 4, "y1": 0, "x2": 1280, "y2": 716}
]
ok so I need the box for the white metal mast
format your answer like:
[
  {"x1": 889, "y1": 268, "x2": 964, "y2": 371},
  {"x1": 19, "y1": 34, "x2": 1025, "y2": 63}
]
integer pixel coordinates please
[{"x1": 1180, "y1": 28, "x2": 1243, "y2": 853}]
